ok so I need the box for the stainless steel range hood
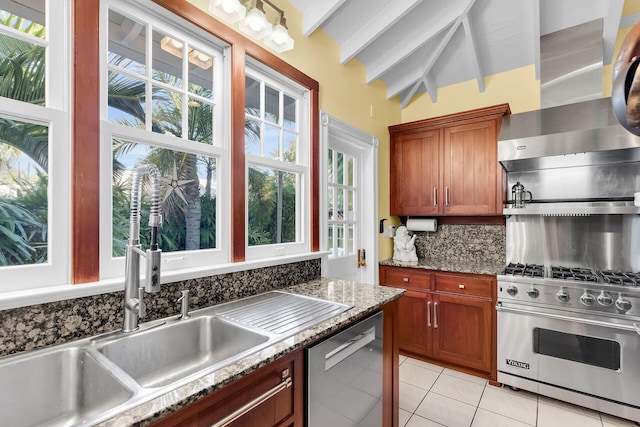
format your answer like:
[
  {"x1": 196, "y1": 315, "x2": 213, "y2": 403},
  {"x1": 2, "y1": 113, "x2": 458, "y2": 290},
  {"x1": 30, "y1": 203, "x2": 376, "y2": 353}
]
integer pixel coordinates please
[
  {"x1": 499, "y1": 19, "x2": 640, "y2": 173},
  {"x1": 498, "y1": 97, "x2": 640, "y2": 172}
]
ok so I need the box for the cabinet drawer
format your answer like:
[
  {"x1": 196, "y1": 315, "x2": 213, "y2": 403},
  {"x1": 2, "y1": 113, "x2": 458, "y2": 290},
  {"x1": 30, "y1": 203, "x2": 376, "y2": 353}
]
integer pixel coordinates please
[
  {"x1": 434, "y1": 274, "x2": 492, "y2": 298},
  {"x1": 384, "y1": 268, "x2": 431, "y2": 290}
]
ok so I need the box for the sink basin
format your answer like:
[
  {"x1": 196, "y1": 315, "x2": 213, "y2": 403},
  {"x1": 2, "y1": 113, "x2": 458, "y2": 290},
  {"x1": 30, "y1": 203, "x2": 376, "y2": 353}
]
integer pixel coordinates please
[
  {"x1": 97, "y1": 316, "x2": 270, "y2": 388},
  {"x1": 0, "y1": 347, "x2": 133, "y2": 427}
]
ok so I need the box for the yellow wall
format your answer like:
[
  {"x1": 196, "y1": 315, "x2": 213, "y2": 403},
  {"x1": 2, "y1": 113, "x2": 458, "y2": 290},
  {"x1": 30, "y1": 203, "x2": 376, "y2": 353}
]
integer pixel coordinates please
[
  {"x1": 187, "y1": 0, "x2": 640, "y2": 262},
  {"x1": 188, "y1": 0, "x2": 401, "y2": 260}
]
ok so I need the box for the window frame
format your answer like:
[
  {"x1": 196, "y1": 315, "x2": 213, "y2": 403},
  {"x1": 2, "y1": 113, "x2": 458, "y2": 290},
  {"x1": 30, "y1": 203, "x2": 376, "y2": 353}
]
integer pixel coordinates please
[
  {"x1": 244, "y1": 63, "x2": 310, "y2": 260},
  {"x1": 99, "y1": 0, "x2": 230, "y2": 280},
  {"x1": 0, "y1": 0, "x2": 71, "y2": 292}
]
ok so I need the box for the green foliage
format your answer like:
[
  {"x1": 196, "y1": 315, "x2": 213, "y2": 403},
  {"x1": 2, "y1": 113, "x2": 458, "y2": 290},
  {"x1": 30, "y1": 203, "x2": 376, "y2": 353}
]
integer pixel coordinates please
[{"x1": 0, "y1": 173, "x2": 47, "y2": 266}]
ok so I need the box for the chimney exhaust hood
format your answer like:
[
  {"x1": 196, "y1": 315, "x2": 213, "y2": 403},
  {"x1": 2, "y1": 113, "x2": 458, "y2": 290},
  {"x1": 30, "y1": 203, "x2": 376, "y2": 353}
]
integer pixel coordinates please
[
  {"x1": 498, "y1": 97, "x2": 640, "y2": 171},
  {"x1": 498, "y1": 19, "x2": 640, "y2": 172}
]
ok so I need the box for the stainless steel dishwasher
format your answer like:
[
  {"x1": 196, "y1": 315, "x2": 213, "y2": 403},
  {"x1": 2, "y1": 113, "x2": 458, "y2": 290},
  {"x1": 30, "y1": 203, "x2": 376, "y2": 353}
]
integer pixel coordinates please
[{"x1": 306, "y1": 311, "x2": 383, "y2": 427}]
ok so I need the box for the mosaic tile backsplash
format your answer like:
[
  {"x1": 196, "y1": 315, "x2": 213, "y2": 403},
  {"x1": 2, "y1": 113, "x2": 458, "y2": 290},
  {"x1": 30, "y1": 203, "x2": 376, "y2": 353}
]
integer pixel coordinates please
[
  {"x1": 0, "y1": 259, "x2": 321, "y2": 359},
  {"x1": 412, "y1": 224, "x2": 506, "y2": 265}
]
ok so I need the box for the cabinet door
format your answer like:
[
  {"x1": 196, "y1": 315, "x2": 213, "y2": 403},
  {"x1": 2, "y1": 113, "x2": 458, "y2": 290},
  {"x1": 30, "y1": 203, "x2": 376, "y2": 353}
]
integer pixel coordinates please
[
  {"x1": 152, "y1": 351, "x2": 302, "y2": 427},
  {"x1": 390, "y1": 129, "x2": 440, "y2": 215},
  {"x1": 432, "y1": 293, "x2": 492, "y2": 372},
  {"x1": 397, "y1": 289, "x2": 432, "y2": 357},
  {"x1": 442, "y1": 119, "x2": 498, "y2": 215}
]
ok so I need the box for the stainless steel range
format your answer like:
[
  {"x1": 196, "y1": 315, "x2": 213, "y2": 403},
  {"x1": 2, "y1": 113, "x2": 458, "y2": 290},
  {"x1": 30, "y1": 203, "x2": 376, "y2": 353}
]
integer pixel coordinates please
[{"x1": 496, "y1": 97, "x2": 640, "y2": 422}]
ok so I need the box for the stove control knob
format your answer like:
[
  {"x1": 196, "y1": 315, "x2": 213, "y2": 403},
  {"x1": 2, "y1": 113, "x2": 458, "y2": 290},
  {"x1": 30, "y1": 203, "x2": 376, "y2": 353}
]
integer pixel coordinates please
[
  {"x1": 615, "y1": 297, "x2": 632, "y2": 313},
  {"x1": 506, "y1": 285, "x2": 518, "y2": 296},
  {"x1": 579, "y1": 292, "x2": 596, "y2": 306},
  {"x1": 556, "y1": 289, "x2": 570, "y2": 303},
  {"x1": 526, "y1": 288, "x2": 539, "y2": 298},
  {"x1": 597, "y1": 291, "x2": 614, "y2": 307}
]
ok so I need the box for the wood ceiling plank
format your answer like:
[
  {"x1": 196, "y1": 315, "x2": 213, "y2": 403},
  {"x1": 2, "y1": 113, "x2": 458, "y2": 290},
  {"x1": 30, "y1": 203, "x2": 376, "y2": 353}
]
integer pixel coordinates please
[
  {"x1": 533, "y1": 0, "x2": 540, "y2": 80},
  {"x1": 462, "y1": 15, "x2": 484, "y2": 92},
  {"x1": 604, "y1": 0, "x2": 624, "y2": 64},
  {"x1": 302, "y1": 0, "x2": 347, "y2": 38},
  {"x1": 339, "y1": 0, "x2": 421, "y2": 65}
]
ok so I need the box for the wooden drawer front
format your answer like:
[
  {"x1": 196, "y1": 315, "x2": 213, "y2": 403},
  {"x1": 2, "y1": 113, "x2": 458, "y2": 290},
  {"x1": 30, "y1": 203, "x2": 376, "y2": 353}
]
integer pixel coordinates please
[
  {"x1": 384, "y1": 268, "x2": 431, "y2": 290},
  {"x1": 434, "y1": 274, "x2": 492, "y2": 298}
]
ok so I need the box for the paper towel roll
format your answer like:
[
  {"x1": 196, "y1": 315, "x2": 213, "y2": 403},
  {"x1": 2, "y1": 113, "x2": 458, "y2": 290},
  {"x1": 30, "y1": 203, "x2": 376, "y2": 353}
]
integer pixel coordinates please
[{"x1": 406, "y1": 218, "x2": 437, "y2": 232}]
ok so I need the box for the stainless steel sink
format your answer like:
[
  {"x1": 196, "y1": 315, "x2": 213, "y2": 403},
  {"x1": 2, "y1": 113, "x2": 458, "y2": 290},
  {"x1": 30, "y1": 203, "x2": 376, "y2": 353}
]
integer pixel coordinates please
[
  {"x1": 0, "y1": 291, "x2": 352, "y2": 426},
  {"x1": 0, "y1": 347, "x2": 134, "y2": 427},
  {"x1": 96, "y1": 316, "x2": 270, "y2": 388}
]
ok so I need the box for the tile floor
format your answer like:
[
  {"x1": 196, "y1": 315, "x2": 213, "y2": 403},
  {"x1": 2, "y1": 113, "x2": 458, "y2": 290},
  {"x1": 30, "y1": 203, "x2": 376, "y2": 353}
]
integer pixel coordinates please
[{"x1": 398, "y1": 355, "x2": 638, "y2": 427}]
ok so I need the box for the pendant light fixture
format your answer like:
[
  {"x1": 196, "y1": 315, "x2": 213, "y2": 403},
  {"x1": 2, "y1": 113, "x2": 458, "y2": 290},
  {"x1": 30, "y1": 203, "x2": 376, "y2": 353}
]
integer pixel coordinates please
[
  {"x1": 239, "y1": 0, "x2": 272, "y2": 40},
  {"x1": 264, "y1": 15, "x2": 294, "y2": 53},
  {"x1": 208, "y1": 0, "x2": 246, "y2": 24},
  {"x1": 208, "y1": 0, "x2": 295, "y2": 53}
]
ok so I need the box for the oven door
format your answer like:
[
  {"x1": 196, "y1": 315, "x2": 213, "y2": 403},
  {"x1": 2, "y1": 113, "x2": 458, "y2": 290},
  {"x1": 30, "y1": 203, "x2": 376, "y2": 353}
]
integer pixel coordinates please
[{"x1": 497, "y1": 302, "x2": 640, "y2": 408}]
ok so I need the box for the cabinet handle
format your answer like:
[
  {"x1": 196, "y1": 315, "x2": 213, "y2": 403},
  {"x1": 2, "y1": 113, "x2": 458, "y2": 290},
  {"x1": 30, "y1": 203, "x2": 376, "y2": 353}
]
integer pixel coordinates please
[
  {"x1": 458, "y1": 284, "x2": 465, "y2": 289},
  {"x1": 210, "y1": 373, "x2": 293, "y2": 427},
  {"x1": 433, "y1": 302, "x2": 438, "y2": 328},
  {"x1": 403, "y1": 277, "x2": 409, "y2": 282},
  {"x1": 445, "y1": 187, "x2": 449, "y2": 206},
  {"x1": 433, "y1": 188, "x2": 437, "y2": 206},
  {"x1": 427, "y1": 301, "x2": 432, "y2": 327}
]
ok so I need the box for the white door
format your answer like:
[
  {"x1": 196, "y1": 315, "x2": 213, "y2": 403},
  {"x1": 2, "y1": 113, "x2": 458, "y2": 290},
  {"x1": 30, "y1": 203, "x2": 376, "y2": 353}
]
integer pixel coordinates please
[{"x1": 320, "y1": 112, "x2": 378, "y2": 284}]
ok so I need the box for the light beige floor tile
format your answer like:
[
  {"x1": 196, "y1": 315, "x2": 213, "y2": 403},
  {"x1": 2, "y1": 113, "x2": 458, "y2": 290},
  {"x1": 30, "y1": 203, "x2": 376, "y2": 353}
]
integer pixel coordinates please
[
  {"x1": 442, "y1": 368, "x2": 488, "y2": 385},
  {"x1": 601, "y1": 413, "x2": 639, "y2": 427},
  {"x1": 400, "y1": 381, "x2": 428, "y2": 412},
  {"x1": 538, "y1": 395, "x2": 601, "y2": 420},
  {"x1": 406, "y1": 413, "x2": 446, "y2": 427},
  {"x1": 431, "y1": 373, "x2": 485, "y2": 406},
  {"x1": 537, "y1": 398, "x2": 603, "y2": 427},
  {"x1": 415, "y1": 391, "x2": 477, "y2": 427},
  {"x1": 404, "y1": 357, "x2": 445, "y2": 373},
  {"x1": 400, "y1": 355, "x2": 408, "y2": 365},
  {"x1": 399, "y1": 408, "x2": 412, "y2": 427},
  {"x1": 478, "y1": 385, "x2": 537, "y2": 425},
  {"x1": 400, "y1": 362, "x2": 441, "y2": 390},
  {"x1": 471, "y1": 408, "x2": 534, "y2": 427}
]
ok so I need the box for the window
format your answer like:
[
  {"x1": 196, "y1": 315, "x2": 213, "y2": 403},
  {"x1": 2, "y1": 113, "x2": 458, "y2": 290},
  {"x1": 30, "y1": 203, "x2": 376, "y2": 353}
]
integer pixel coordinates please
[
  {"x1": 100, "y1": 1, "x2": 229, "y2": 279},
  {"x1": 327, "y1": 147, "x2": 358, "y2": 258},
  {"x1": 244, "y1": 64, "x2": 310, "y2": 259},
  {"x1": 0, "y1": 0, "x2": 70, "y2": 291}
]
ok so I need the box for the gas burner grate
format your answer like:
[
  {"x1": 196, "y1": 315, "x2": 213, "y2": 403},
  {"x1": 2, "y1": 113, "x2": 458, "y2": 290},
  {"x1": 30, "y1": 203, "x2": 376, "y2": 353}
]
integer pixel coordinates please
[
  {"x1": 599, "y1": 271, "x2": 640, "y2": 287},
  {"x1": 501, "y1": 263, "x2": 544, "y2": 278},
  {"x1": 550, "y1": 266, "x2": 600, "y2": 282}
]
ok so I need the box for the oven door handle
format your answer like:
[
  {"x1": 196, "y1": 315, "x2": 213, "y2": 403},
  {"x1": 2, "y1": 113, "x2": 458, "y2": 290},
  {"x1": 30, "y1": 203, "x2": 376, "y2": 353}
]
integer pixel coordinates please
[{"x1": 496, "y1": 304, "x2": 640, "y2": 334}]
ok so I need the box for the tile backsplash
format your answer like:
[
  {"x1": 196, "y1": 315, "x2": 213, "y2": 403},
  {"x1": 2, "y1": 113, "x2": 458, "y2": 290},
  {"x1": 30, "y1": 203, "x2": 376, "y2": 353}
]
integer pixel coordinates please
[
  {"x1": 0, "y1": 259, "x2": 321, "y2": 359},
  {"x1": 412, "y1": 224, "x2": 505, "y2": 265}
]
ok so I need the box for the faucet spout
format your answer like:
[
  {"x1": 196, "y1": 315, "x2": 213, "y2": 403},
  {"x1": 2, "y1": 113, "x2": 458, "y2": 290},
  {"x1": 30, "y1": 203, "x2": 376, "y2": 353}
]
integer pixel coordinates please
[{"x1": 123, "y1": 164, "x2": 163, "y2": 333}]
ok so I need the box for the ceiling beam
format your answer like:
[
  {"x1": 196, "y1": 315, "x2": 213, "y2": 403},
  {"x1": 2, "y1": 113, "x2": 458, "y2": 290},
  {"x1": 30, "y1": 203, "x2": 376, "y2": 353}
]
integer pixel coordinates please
[
  {"x1": 340, "y1": 0, "x2": 421, "y2": 65},
  {"x1": 462, "y1": 15, "x2": 484, "y2": 92},
  {"x1": 422, "y1": 73, "x2": 437, "y2": 103},
  {"x1": 620, "y1": 11, "x2": 640, "y2": 28},
  {"x1": 400, "y1": 80, "x2": 422, "y2": 109},
  {"x1": 385, "y1": 38, "x2": 446, "y2": 99},
  {"x1": 532, "y1": 0, "x2": 540, "y2": 80},
  {"x1": 365, "y1": 4, "x2": 464, "y2": 84},
  {"x1": 603, "y1": 0, "x2": 624, "y2": 64},
  {"x1": 302, "y1": 0, "x2": 347, "y2": 38}
]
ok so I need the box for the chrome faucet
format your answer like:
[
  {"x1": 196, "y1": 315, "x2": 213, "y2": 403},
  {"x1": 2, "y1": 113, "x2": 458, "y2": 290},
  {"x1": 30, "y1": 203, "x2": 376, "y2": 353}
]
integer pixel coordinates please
[
  {"x1": 177, "y1": 290, "x2": 191, "y2": 319},
  {"x1": 123, "y1": 164, "x2": 163, "y2": 333}
]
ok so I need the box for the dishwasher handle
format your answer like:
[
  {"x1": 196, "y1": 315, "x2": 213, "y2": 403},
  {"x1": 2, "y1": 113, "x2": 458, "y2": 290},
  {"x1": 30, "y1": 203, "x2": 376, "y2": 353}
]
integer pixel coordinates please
[{"x1": 324, "y1": 326, "x2": 376, "y2": 371}]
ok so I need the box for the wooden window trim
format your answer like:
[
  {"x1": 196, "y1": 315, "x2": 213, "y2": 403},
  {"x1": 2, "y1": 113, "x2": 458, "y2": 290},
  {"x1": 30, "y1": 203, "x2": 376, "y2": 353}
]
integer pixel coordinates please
[{"x1": 71, "y1": 0, "x2": 319, "y2": 282}]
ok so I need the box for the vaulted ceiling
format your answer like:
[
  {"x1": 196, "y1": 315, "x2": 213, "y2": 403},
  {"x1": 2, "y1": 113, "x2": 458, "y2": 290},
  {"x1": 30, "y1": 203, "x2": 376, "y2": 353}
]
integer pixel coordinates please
[{"x1": 288, "y1": 0, "x2": 639, "y2": 108}]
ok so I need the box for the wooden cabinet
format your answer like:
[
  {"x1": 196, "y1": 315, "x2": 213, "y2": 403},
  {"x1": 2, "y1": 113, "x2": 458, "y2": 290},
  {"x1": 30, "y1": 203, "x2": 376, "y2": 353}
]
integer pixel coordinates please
[
  {"x1": 151, "y1": 350, "x2": 303, "y2": 427},
  {"x1": 389, "y1": 104, "x2": 510, "y2": 217},
  {"x1": 380, "y1": 265, "x2": 496, "y2": 378}
]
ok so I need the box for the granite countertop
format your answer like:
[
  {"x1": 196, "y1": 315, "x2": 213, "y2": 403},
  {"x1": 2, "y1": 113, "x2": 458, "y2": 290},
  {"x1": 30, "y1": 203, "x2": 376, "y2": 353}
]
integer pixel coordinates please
[
  {"x1": 99, "y1": 278, "x2": 404, "y2": 426},
  {"x1": 379, "y1": 258, "x2": 504, "y2": 276}
]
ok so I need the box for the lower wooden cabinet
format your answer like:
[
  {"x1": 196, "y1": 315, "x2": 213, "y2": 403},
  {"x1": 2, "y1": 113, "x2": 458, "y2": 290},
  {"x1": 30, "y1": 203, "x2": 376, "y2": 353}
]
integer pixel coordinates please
[
  {"x1": 151, "y1": 350, "x2": 303, "y2": 427},
  {"x1": 380, "y1": 265, "x2": 496, "y2": 379}
]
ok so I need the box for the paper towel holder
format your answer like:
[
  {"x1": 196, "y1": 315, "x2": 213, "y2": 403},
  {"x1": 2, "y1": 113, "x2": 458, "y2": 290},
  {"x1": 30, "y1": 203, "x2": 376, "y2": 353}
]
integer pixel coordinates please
[{"x1": 406, "y1": 217, "x2": 438, "y2": 232}]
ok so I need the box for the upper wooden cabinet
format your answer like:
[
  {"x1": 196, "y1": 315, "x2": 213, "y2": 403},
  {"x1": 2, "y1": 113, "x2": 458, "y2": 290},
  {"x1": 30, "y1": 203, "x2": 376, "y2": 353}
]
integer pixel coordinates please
[{"x1": 389, "y1": 104, "x2": 510, "y2": 217}]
